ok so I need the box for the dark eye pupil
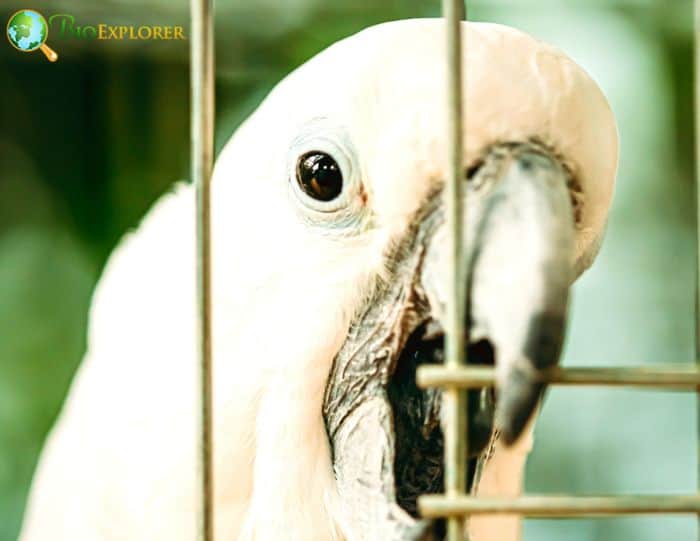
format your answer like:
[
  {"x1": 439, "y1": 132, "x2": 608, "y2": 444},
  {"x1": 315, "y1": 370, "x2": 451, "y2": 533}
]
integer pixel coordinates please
[{"x1": 296, "y1": 152, "x2": 343, "y2": 202}]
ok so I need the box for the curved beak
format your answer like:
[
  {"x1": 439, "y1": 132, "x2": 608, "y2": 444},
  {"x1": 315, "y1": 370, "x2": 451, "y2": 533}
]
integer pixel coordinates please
[
  {"x1": 424, "y1": 144, "x2": 575, "y2": 445},
  {"x1": 470, "y1": 147, "x2": 574, "y2": 444}
]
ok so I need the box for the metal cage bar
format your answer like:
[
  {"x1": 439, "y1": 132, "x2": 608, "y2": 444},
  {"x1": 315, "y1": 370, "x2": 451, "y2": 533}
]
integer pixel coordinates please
[
  {"x1": 694, "y1": 0, "x2": 700, "y2": 537},
  {"x1": 190, "y1": 0, "x2": 215, "y2": 540},
  {"x1": 442, "y1": 1, "x2": 467, "y2": 540},
  {"x1": 417, "y1": 365, "x2": 700, "y2": 390},
  {"x1": 419, "y1": 0, "x2": 700, "y2": 535},
  {"x1": 420, "y1": 495, "x2": 700, "y2": 519}
]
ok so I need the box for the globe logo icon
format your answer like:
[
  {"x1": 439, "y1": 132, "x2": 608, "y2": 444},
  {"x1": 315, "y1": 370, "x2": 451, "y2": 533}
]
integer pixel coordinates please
[{"x1": 6, "y1": 9, "x2": 58, "y2": 62}]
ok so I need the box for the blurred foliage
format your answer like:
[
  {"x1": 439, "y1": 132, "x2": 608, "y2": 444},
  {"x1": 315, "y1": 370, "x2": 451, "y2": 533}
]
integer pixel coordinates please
[{"x1": 0, "y1": 1, "x2": 696, "y2": 540}]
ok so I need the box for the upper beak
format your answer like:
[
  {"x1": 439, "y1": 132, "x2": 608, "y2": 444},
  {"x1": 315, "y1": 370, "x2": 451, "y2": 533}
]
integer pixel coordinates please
[{"x1": 424, "y1": 143, "x2": 575, "y2": 445}]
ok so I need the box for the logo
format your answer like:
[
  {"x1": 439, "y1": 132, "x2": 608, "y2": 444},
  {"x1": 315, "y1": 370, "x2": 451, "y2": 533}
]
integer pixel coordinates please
[
  {"x1": 6, "y1": 9, "x2": 58, "y2": 62},
  {"x1": 6, "y1": 10, "x2": 187, "y2": 61}
]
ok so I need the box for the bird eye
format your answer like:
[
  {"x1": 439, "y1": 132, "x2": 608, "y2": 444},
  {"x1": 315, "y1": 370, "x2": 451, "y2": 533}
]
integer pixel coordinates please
[{"x1": 296, "y1": 152, "x2": 344, "y2": 202}]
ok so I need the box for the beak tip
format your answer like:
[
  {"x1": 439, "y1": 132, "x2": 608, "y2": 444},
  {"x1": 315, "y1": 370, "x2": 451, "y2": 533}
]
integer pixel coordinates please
[{"x1": 494, "y1": 369, "x2": 545, "y2": 446}]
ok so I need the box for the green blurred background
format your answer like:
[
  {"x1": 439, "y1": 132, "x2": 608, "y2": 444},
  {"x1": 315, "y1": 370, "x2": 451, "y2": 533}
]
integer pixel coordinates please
[{"x1": 0, "y1": 0, "x2": 696, "y2": 539}]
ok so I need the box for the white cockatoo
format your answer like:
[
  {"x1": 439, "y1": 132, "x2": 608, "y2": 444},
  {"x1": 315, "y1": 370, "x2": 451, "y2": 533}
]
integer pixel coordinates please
[{"x1": 19, "y1": 19, "x2": 617, "y2": 541}]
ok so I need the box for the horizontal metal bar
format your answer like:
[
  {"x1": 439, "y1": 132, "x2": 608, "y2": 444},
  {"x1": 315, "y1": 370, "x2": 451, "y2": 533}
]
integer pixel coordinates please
[
  {"x1": 416, "y1": 365, "x2": 700, "y2": 390},
  {"x1": 419, "y1": 494, "x2": 700, "y2": 518}
]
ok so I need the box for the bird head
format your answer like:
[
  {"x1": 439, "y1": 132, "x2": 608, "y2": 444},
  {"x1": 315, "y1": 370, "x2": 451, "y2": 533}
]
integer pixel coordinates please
[{"x1": 212, "y1": 19, "x2": 617, "y2": 540}]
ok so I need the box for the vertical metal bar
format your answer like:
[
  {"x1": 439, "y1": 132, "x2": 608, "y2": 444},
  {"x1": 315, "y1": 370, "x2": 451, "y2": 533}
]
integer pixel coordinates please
[
  {"x1": 695, "y1": 2, "x2": 700, "y2": 540},
  {"x1": 191, "y1": 0, "x2": 215, "y2": 540},
  {"x1": 442, "y1": 1, "x2": 467, "y2": 540},
  {"x1": 695, "y1": 2, "x2": 700, "y2": 539}
]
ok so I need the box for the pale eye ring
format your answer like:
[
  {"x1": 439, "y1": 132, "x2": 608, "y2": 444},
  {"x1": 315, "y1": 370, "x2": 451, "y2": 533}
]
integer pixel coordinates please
[{"x1": 287, "y1": 120, "x2": 360, "y2": 215}]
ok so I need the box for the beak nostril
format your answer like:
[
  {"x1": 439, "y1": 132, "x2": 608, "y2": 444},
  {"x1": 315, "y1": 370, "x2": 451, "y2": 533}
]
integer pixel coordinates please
[
  {"x1": 519, "y1": 156, "x2": 534, "y2": 171},
  {"x1": 465, "y1": 160, "x2": 484, "y2": 181}
]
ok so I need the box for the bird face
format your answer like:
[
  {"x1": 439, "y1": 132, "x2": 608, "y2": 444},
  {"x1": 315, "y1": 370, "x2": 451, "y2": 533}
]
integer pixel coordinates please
[{"x1": 212, "y1": 19, "x2": 616, "y2": 541}]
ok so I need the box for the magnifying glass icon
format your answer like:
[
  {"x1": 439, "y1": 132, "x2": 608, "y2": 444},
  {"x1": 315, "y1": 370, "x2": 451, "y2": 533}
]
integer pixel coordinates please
[{"x1": 7, "y1": 9, "x2": 59, "y2": 62}]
